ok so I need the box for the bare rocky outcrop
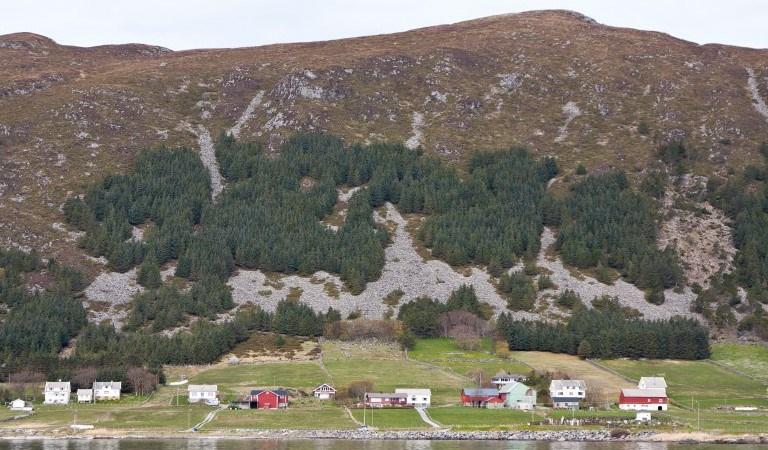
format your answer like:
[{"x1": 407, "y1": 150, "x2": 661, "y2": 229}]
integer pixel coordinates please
[{"x1": 229, "y1": 202, "x2": 536, "y2": 319}]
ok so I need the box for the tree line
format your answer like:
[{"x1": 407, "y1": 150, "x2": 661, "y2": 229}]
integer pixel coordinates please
[{"x1": 496, "y1": 302, "x2": 710, "y2": 360}]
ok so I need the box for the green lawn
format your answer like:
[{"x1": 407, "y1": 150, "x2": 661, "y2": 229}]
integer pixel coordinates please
[
  {"x1": 662, "y1": 408, "x2": 768, "y2": 433},
  {"x1": 408, "y1": 338, "x2": 531, "y2": 380},
  {"x1": 209, "y1": 407, "x2": 356, "y2": 430},
  {"x1": 190, "y1": 362, "x2": 329, "y2": 400},
  {"x1": 600, "y1": 359, "x2": 768, "y2": 409},
  {"x1": 0, "y1": 404, "x2": 212, "y2": 430},
  {"x1": 428, "y1": 406, "x2": 535, "y2": 431},
  {"x1": 711, "y1": 343, "x2": 768, "y2": 383},
  {"x1": 350, "y1": 408, "x2": 427, "y2": 430}
]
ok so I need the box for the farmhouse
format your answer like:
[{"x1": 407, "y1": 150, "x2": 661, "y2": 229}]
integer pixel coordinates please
[
  {"x1": 549, "y1": 379, "x2": 586, "y2": 409},
  {"x1": 44, "y1": 381, "x2": 71, "y2": 405},
  {"x1": 395, "y1": 388, "x2": 431, "y2": 407},
  {"x1": 364, "y1": 392, "x2": 407, "y2": 408},
  {"x1": 500, "y1": 381, "x2": 537, "y2": 410},
  {"x1": 312, "y1": 384, "x2": 336, "y2": 400},
  {"x1": 188, "y1": 384, "x2": 219, "y2": 405},
  {"x1": 250, "y1": 389, "x2": 289, "y2": 409},
  {"x1": 491, "y1": 370, "x2": 526, "y2": 388},
  {"x1": 461, "y1": 388, "x2": 500, "y2": 408},
  {"x1": 77, "y1": 389, "x2": 93, "y2": 403},
  {"x1": 619, "y1": 388, "x2": 668, "y2": 411},
  {"x1": 93, "y1": 381, "x2": 121, "y2": 401},
  {"x1": 638, "y1": 377, "x2": 667, "y2": 390}
]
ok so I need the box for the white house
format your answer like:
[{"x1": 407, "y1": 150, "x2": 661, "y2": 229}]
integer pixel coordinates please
[
  {"x1": 44, "y1": 381, "x2": 71, "y2": 405},
  {"x1": 491, "y1": 370, "x2": 526, "y2": 389},
  {"x1": 312, "y1": 383, "x2": 337, "y2": 400},
  {"x1": 9, "y1": 399, "x2": 31, "y2": 411},
  {"x1": 549, "y1": 379, "x2": 586, "y2": 409},
  {"x1": 638, "y1": 377, "x2": 667, "y2": 390},
  {"x1": 188, "y1": 384, "x2": 219, "y2": 405},
  {"x1": 77, "y1": 389, "x2": 93, "y2": 403},
  {"x1": 93, "y1": 381, "x2": 121, "y2": 401},
  {"x1": 395, "y1": 388, "x2": 431, "y2": 407}
]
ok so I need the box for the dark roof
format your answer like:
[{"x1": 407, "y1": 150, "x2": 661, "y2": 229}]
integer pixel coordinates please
[
  {"x1": 462, "y1": 388, "x2": 499, "y2": 397},
  {"x1": 251, "y1": 389, "x2": 290, "y2": 397},
  {"x1": 552, "y1": 397, "x2": 583, "y2": 402}
]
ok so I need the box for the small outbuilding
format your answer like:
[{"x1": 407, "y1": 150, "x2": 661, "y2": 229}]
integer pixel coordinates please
[
  {"x1": 77, "y1": 389, "x2": 93, "y2": 403},
  {"x1": 9, "y1": 399, "x2": 31, "y2": 411},
  {"x1": 250, "y1": 389, "x2": 289, "y2": 409}
]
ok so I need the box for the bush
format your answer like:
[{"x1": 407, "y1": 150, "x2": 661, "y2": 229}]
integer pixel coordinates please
[
  {"x1": 638, "y1": 121, "x2": 650, "y2": 136},
  {"x1": 537, "y1": 274, "x2": 555, "y2": 290},
  {"x1": 556, "y1": 290, "x2": 582, "y2": 309},
  {"x1": 499, "y1": 272, "x2": 536, "y2": 311},
  {"x1": 645, "y1": 289, "x2": 665, "y2": 305},
  {"x1": 346, "y1": 381, "x2": 374, "y2": 402},
  {"x1": 575, "y1": 164, "x2": 587, "y2": 175}
]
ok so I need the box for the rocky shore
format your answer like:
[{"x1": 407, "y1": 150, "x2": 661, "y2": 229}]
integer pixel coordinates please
[{"x1": 222, "y1": 429, "x2": 649, "y2": 441}]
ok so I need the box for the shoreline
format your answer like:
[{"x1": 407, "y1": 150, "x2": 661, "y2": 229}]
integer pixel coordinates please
[{"x1": 1, "y1": 429, "x2": 766, "y2": 444}]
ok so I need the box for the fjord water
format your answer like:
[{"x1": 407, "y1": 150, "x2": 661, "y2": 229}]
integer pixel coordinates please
[{"x1": 0, "y1": 441, "x2": 761, "y2": 450}]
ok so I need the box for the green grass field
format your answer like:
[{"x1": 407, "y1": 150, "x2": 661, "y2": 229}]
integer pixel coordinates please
[
  {"x1": 350, "y1": 408, "x2": 428, "y2": 430},
  {"x1": 711, "y1": 343, "x2": 768, "y2": 383},
  {"x1": 0, "y1": 403, "x2": 212, "y2": 430},
  {"x1": 190, "y1": 362, "x2": 329, "y2": 400},
  {"x1": 600, "y1": 359, "x2": 768, "y2": 409},
  {"x1": 428, "y1": 406, "x2": 535, "y2": 431},
  {"x1": 209, "y1": 407, "x2": 356, "y2": 430},
  {"x1": 408, "y1": 338, "x2": 531, "y2": 379}
]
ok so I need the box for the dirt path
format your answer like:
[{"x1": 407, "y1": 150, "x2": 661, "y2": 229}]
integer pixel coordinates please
[
  {"x1": 416, "y1": 407, "x2": 442, "y2": 429},
  {"x1": 188, "y1": 405, "x2": 225, "y2": 431}
]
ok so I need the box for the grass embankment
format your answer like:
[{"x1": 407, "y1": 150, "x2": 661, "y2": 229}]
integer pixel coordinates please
[
  {"x1": 350, "y1": 408, "x2": 427, "y2": 430},
  {"x1": 711, "y1": 343, "x2": 768, "y2": 382},
  {"x1": 408, "y1": 338, "x2": 531, "y2": 379}
]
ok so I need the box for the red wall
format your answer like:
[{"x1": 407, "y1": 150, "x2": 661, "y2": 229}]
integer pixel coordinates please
[{"x1": 619, "y1": 393, "x2": 667, "y2": 404}]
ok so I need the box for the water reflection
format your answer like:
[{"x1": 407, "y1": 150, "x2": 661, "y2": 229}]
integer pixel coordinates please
[{"x1": 0, "y1": 440, "x2": 759, "y2": 450}]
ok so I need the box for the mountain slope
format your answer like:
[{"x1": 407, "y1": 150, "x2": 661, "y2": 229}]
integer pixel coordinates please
[{"x1": 1, "y1": 9, "x2": 767, "y2": 262}]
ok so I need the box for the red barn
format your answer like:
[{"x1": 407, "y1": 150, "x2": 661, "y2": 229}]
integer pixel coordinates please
[
  {"x1": 250, "y1": 389, "x2": 289, "y2": 409},
  {"x1": 460, "y1": 388, "x2": 501, "y2": 408},
  {"x1": 619, "y1": 388, "x2": 668, "y2": 411}
]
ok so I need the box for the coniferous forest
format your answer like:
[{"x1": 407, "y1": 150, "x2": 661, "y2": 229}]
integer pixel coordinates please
[{"x1": 16, "y1": 131, "x2": 768, "y2": 374}]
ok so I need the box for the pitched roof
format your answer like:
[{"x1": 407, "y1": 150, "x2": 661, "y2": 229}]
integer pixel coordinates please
[
  {"x1": 93, "y1": 381, "x2": 122, "y2": 390},
  {"x1": 639, "y1": 377, "x2": 667, "y2": 389},
  {"x1": 462, "y1": 388, "x2": 499, "y2": 397},
  {"x1": 621, "y1": 388, "x2": 667, "y2": 398},
  {"x1": 549, "y1": 379, "x2": 586, "y2": 390},
  {"x1": 251, "y1": 388, "x2": 289, "y2": 397},
  {"x1": 394, "y1": 388, "x2": 431, "y2": 396},
  {"x1": 312, "y1": 383, "x2": 336, "y2": 392},
  {"x1": 499, "y1": 381, "x2": 534, "y2": 394},
  {"x1": 44, "y1": 381, "x2": 70, "y2": 391},
  {"x1": 188, "y1": 384, "x2": 218, "y2": 392},
  {"x1": 366, "y1": 392, "x2": 407, "y2": 398},
  {"x1": 77, "y1": 389, "x2": 93, "y2": 395}
]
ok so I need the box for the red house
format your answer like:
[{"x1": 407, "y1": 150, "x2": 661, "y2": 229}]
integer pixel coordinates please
[
  {"x1": 250, "y1": 389, "x2": 289, "y2": 409},
  {"x1": 364, "y1": 392, "x2": 407, "y2": 408},
  {"x1": 618, "y1": 388, "x2": 668, "y2": 411}
]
